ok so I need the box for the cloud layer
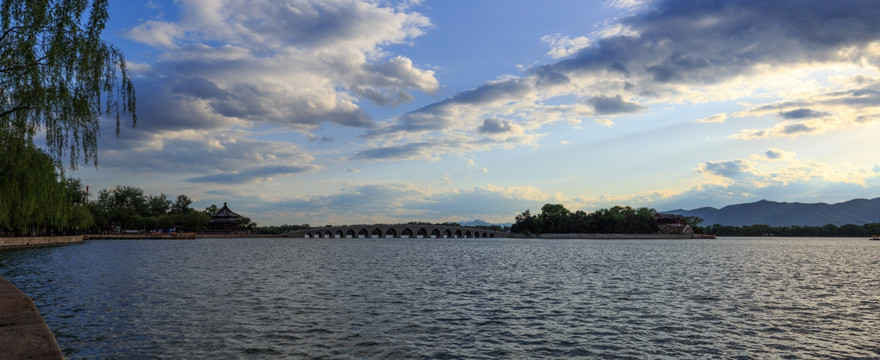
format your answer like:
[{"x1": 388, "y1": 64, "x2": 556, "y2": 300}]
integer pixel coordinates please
[
  {"x1": 358, "y1": 0, "x2": 880, "y2": 161},
  {"x1": 88, "y1": 0, "x2": 880, "y2": 225}
]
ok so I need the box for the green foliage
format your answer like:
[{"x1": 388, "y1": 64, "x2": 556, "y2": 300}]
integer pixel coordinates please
[
  {"x1": 239, "y1": 216, "x2": 256, "y2": 231},
  {"x1": 255, "y1": 224, "x2": 311, "y2": 234},
  {"x1": 511, "y1": 204, "x2": 659, "y2": 234},
  {"x1": 203, "y1": 204, "x2": 219, "y2": 215},
  {"x1": 88, "y1": 186, "x2": 209, "y2": 231},
  {"x1": 0, "y1": 0, "x2": 135, "y2": 168},
  {"x1": 0, "y1": 132, "x2": 92, "y2": 235},
  {"x1": 171, "y1": 194, "x2": 193, "y2": 214}
]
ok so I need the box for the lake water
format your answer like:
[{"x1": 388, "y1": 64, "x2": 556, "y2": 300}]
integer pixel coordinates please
[{"x1": 1, "y1": 237, "x2": 879, "y2": 359}]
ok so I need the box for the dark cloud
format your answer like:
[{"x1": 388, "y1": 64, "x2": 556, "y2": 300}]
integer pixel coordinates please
[
  {"x1": 351, "y1": 87, "x2": 414, "y2": 106},
  {"x1": 702, "y1": 160, "x2": 751, "y2": 179},
  {"x1": 477, "y1": 118, "x2": 514, "y2": 134},
  {"x1": 765, "y1": 149, "x2": 783, "y2": 159},
  {"x1": 543, "y1": 0, "x2": 880, "y2": 86},
  {"x1": 353, "y1": 142, "x2": 434, "y2": 161},
  {"x1": 129, "y1": 78, "x2": 233, "y2": 133},
  {"x1": 225, "y1": 1, "x2": 430, "y2": 50},
  {"x1": 352, "y1": 135, "x2": 529, "y2": 161},
  {"x1": 309, "y1": 136, "x2": 335, "y2": 144},
  {"x1": 584, "y1": 95, "x2": 648, "y2": 115},
  {"x1": 450, "y1": 78, "x2": 533, "y2": 105},
  {"x1": 98, "y1": 136, "x2": 316, "y2": 174},
  {"x1": 781, "y1": 123, "x2": 815, "y2": 135},
  {"x1": 779, "y1": 108, "x2": 829, "y2": 119},
  {"x1": 171, "y1": 77, "x2": 230, "y2": 99},
  {"x1": 186, "y1": 165, "x2": 317, "y2": 184},
  {"x1": 363, "y1": 78, "x2": 534, "y2": 138},
  {"x1": 368, "y1": 0, "x2": 880, "y2": 145}
]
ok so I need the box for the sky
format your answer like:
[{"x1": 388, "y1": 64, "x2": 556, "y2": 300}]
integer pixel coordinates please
[{"x1": 73, "y1": 0, "x2": 880, "y2": 226}]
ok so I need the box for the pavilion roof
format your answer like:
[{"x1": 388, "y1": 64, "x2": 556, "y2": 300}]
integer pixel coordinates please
[{"x1": 210, "y1": 202, "x2": 241, "y2": 222}]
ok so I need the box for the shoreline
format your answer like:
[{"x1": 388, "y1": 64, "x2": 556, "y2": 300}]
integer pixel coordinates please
[
  {"x1": 83, "y1": 233, "x2": 285, "y2": 240},
  {"x1": 0, "y1": 235, "x2": 83, "y2": 249},
  {"x1": 0, "y1": 276, "x2": 64, "y2": 359}
]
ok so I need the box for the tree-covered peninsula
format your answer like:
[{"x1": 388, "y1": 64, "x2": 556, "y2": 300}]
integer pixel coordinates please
[{"x1": 510, "y1": 204, "x2": 671, "y2": 235}]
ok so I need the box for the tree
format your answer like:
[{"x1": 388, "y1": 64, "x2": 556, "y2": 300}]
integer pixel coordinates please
[
  {"x1": 96, "y1": 185, "x2": 147, "y2": 230},
  {"x1": 171, "y1": 194, "x2": 193, "y2": 214},
  {"x1": 0, "y1": 133, "x2": 94, "y2": 235},
  {"x1": 147, "y1": 194, "x2": 171, "y2": 217},
  {"x1": 1, "y1": 0, "x2": 135, "y2": 168},
  {"x1": 204, "y1": 204, "x2": 220, "y2": 215}
]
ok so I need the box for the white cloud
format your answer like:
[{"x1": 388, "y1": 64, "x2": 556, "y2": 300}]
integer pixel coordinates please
[
  {"x1": 603, "y1": 0, "x2": 647, "y2": 11},
  {"x1": 696, "y1": 113, "x2": 727, "y2": 124},
  {"x1": 541, "y1": 33, "x2": 592, "y2": 59},
  {"x1": 594, "y1": 118, "x2": 614, "y2": 127},
  {"x1": 124, "y1": 0, "x2": 438, "y2": 133},
  {"x1": 125, "y1": 20, "x2": 181, "y2": 48}
]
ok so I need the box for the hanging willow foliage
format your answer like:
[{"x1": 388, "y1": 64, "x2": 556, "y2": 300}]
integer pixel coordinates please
[
  {"x1": 0, "y1": 131, "x2": 92, "y2": 235},
  {"x1": 0, "y1": 0, "x2": 136, "y2": 168}
]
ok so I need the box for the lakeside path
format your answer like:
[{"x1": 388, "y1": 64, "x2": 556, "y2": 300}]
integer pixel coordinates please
[
  {"x1": 0, "y1": 236, "x2": 79, "y2": 359},
  {"x1": 0, "y1": 276, "x2": 64, "y2": 360}
]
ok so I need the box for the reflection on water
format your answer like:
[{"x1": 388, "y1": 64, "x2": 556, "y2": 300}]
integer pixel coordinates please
[{"x1": 2, "y1": 237, "x2": 879, "y2": 358}]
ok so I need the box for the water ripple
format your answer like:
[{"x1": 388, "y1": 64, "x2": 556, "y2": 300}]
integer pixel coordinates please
[{"x1": 2, "y1": 237, "x2": 880, "y2": 358}]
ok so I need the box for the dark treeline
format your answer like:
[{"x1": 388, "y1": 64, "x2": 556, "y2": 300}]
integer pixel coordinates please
[
  {"x1": 511, "y1": 204, "x2": 661, "y2": 234},
  {"x1": 255, "y1": 224, "x2": 311, "y2": 234},
  {"x1": 405, "y1": 221, "x2": 510, "y2": 231},
  {"x1": 86, "y1": 187, "x2": 258, "y2": 233},
  {"x1": 702, "y1": 223, "x2": 880, "y2": 237}
]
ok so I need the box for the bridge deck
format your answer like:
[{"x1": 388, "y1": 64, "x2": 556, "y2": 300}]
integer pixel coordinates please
[{"x1": 287, "y1": 224, "x2": 509, "y2": 238}]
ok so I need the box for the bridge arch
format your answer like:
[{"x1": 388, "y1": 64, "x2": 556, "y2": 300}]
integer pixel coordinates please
[{"x1": 288, "y1": 225, "x2": 506, "y2": 239}]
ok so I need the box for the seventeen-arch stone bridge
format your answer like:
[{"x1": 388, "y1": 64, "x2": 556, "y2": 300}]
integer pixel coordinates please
[{"x1": 286, "y1": 224, "x2": 509, "y2": 239}]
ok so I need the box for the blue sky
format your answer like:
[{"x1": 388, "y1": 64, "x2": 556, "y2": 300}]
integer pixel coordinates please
[{"x1": 75, "y1": 0, "x2": 880, "y2": 225}]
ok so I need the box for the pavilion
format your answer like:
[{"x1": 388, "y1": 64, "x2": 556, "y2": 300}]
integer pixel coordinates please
[{"x1": 208, "y1": 202, "x2": 242, "y2": 232}]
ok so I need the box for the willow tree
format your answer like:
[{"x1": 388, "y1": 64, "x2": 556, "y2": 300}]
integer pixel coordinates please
[
  {"x1": 0, "y1": 132, "x2": 93, "y2": 235},
  {"x1": 1, "y1": 0, "x2": 136, "y2": 168}
]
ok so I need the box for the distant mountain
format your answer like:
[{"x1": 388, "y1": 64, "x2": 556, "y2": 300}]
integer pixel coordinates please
[
  {"x1": 664, "y1": 198, "x2": 880, "y2": 226},
  {"x1": 459, "y1": 219, "x2": 512, "y2": 228}
]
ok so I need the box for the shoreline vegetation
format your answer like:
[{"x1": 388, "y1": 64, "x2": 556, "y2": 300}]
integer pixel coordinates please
[{"x1": 6, "y1": 181, "x2": 880, "y2": 239}]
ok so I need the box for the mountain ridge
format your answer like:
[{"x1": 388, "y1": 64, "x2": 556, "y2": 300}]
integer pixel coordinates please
[{"x1": 664, "y1": 197, "x2": 880, "y2": 226}]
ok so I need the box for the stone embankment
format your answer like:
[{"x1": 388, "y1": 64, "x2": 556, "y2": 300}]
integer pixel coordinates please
[
  {"x1": 0, "y1": 235, "x2": 82, "y2": 249},
  {"x1": 0, "y1": 277, "x2": 64, "y2": 359}
]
